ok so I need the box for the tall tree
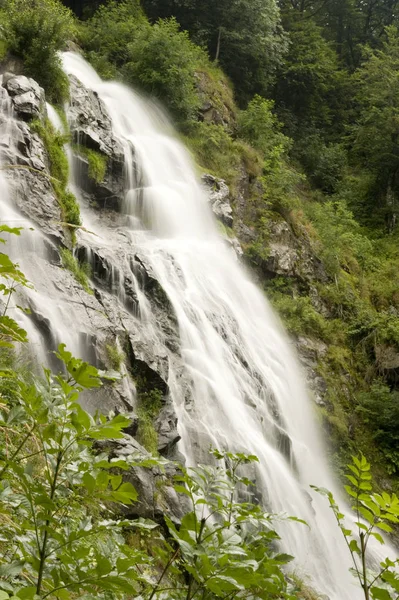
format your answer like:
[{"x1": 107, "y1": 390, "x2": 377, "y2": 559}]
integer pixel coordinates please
[
  {"x1": 351, "y1": 26, "x2": 399, "y2": 229},
  {"x1": 140, "y1": 0, "x2": 288, "y2": 104}
]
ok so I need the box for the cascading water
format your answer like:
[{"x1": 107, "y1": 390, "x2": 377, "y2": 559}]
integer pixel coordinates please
[
  {"x1": 59, "y1": 52, "x2": 366, "y2": 599},
  {"x1": 0, "y1": 79, "x2": 86, "y2": 366}
]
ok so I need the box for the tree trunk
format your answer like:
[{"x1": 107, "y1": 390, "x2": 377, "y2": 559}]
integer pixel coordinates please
[{"x1": 215, "y1": 27, "x2": 222, "y2": 62}]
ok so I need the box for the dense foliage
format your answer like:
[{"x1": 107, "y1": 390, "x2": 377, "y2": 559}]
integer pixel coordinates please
[
  {"x1": 1, "y1": 0, "x2": 75, "y2": 101},
  {"x1": 314, "y1": 455, "x2": 399, "y2": 600},
  {"x1": 2, "y1": 0, "x2": 399, "y2": 586}
]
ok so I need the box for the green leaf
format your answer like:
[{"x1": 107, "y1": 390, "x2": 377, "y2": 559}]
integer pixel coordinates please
[
  {"x1": 371, "y1": 587, "x2": 392, "y2": 600},
  {"x1": 358, "y1": 506, "x2": 375, "y2": 524},
  {"x1": 82, "y1": 472, "x2": 95, "y2": 493},
  {"x1": 15, "y1": 587, "x2": 36, "y2": 599},
  {"x1": 0, "y1": 561, "x2": 25, "y2": 577},
  {"x1": 96, "y1": 556, "x2": 112, "y2": 576},
  {"x1": 56, "y1": 344, "x2": 102, "y2": 389},
  {"x1": 376, "y1": 521, "x2": 393, "y2": 533},
  {"x1": 349, "y1": 539, "x2": 360, "y2": 554},
  {"x1": 111, "y1": 482, "x2": 138, "y2": 505},
  {"x1": 0, "y1": 316, "x2": 28, "y2": 344},
  {"x1": 370, "y1": 531, "x2": 385, "y2": 545}
]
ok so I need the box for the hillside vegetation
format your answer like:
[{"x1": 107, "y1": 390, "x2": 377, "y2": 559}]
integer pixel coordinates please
[
  {"x1": 64, "y1": 0, "x2": 399, "y2": 488},
  {"x1": 1, "y1": 0, "x2": 399, "y2": 595}
]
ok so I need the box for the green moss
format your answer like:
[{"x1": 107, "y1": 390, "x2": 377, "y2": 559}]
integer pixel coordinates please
[
  {"x1": 30, "y1": 118, "x2": 81, "y2": 232},
  {"x1": 75, "y1": 146, "x2": 107, "y2": 183},
  {"x1": 85, "y1": 148, "x2": 107, "y2": 183},
  {"x1": 105, "y1": 343, "x2": 125, "y2": 371},
  {"x1": 217, "y1": 222, "x2": 235, "y2": 238},
  {"x1": 136, "y1": 408, "x2": 158, "y2": 454},
  {"x1": 0, "y1": 39, "x2": 8, "y2": 61},
  {"x1": 31, "y1": 118, "x2": 68, "y2": 186},
  {"x1": 60, "y1": 248, "x2": 92, "y2": 293},
  {"x1": 136, "y1": 388, "x2": 163, "y2": 455}
]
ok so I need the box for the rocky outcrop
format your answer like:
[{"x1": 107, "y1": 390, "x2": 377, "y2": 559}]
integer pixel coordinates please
[
  {"x1": 67, "y1": 74, "x2": 125, "y2": 208},
  {"x1": 0, "y1": 81, "x2": 62, "y2": 238},
  {"x1": 3, "y1": 74, "x2": 45, "y2": 118},
  {"x1": 202, "y1": 173, "x2": 233, "y2": 227},
  {"x1": 195, "y1": 70, "x2": 236, "y2": 130},
  {"x1": 375, "y1": 343, "x2": 399, "y2": 384},
  {"x1": 250, "y1": 217, "x2": 328, "y2": 284},
  {"x1": 296, "y1": 336, "x2": 328, "y2": 407}
]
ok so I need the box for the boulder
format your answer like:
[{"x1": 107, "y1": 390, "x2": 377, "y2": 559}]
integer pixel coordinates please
[
  {"x1": 3, "y1": 75, "x2": 45, "y2": 118},
  {"x1": 375, "y1": 343, "x2": 399, "y2": 383}
]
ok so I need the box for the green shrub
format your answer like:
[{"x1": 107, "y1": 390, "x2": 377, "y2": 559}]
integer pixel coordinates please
[
  {"x1": 79, "y1": 0, "x2": 145, "y2": 73},
  {"x1": 238, "y1": 95, "x2": 289, "y2": 157},
  {"x1": 82, "y1": 3, "x2": 207, "y2": 122},
  {"x1": 269, "y1": 290, "x2": 331, "y2": 341},
  {"x1": 2, "y1": 0, "x2": 75, "y2": 102},
  {"x1": 122, "y1": 17, "x2": 205, "y2": 121},
  {"x1": 305, "y1": 200, "x2": 373, "y2": 275},
  {"x1": 60, "y1": 247, "x2": 92, "y2": 293},
  {"x1": 0, "y1": 39, "x2": 8, "y2": 61},
  {"x1": 296, "y1": 134, "x2": 346, "y2": 194},
  {"x1": 357, "y1": 382, "x2": 399, "y2": 474},
  {"x1": 182, "y1": 121, "x2": 240, "y2": 184}
]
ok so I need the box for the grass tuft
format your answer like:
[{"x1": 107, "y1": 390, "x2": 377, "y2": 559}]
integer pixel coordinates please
[{"x1": 60, "y1": 248, "x2": 92, "y2": 293}]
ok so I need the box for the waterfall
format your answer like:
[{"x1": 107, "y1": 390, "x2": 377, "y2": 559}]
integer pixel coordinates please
[
  {"x1": 58, "y1": 52, "x2": 367, "y2": 599},
  {"x1": 0, "y1": 53, "x2": 381, "y2": 598}
]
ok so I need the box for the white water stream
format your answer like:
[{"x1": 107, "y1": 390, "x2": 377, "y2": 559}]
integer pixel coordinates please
[
  {"x1": 1, "y1": 52, "x2": 387, "y2": 597},
  {"x1": 59, "y1": 53, "x2": 368, "y2": 599}
]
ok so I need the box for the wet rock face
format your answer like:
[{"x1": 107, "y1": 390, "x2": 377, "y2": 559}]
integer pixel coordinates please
[
  {"x1": 67, "y1": 75, "x2": 123, "y2": 160},
  {"x1": 155, "y1": 398, "x2": 181, "y2": 455},
  {"x1": 0, "y1": 82, "x2": 62, "y2": 238},
  {"x1": 3, "y1": 75, "x2": 45, "y2": 119},
  {"x1": 66, "y1": 75, "x2": 126, "y2": 208}
]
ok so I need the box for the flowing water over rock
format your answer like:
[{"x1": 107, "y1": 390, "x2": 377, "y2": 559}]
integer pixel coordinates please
[
  {"x1": 60, "y1": 52, "x2": 363, "y2": 599},
  {"x1": 0, "y1": 53, "x2": 373, "y2": 598}
]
